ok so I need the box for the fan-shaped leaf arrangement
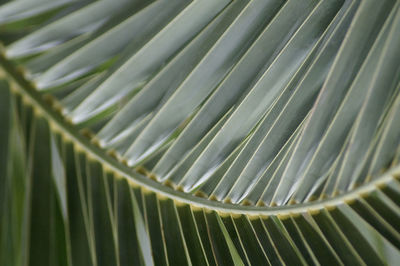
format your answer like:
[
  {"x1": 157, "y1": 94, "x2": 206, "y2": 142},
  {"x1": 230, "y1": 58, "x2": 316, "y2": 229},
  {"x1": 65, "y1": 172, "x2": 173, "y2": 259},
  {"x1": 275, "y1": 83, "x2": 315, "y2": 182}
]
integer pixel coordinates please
[{"x1": 1, "y1": 0, "x2": 400, "y2": 265}]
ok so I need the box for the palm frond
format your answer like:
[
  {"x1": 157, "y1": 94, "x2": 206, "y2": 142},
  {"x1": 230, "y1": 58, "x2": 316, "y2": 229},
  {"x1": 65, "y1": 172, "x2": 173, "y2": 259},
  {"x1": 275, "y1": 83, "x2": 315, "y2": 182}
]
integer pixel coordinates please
[{"x1": 1, "y1": 0, "x2": 400, "y2": 264}]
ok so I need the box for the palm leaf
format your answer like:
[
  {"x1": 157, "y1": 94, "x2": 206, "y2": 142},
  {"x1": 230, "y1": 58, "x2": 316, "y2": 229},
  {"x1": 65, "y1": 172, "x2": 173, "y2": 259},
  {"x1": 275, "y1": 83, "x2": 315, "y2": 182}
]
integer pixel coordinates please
[{"x1": 1, "y1": 0, "x2": 400, "y2": 265}]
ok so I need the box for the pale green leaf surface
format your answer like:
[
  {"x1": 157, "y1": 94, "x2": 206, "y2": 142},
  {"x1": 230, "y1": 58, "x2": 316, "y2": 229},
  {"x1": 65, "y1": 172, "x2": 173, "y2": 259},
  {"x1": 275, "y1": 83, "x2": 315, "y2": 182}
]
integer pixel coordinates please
[{"x1": 1, "y1": 0, "x2": 400, "y2": 264}]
